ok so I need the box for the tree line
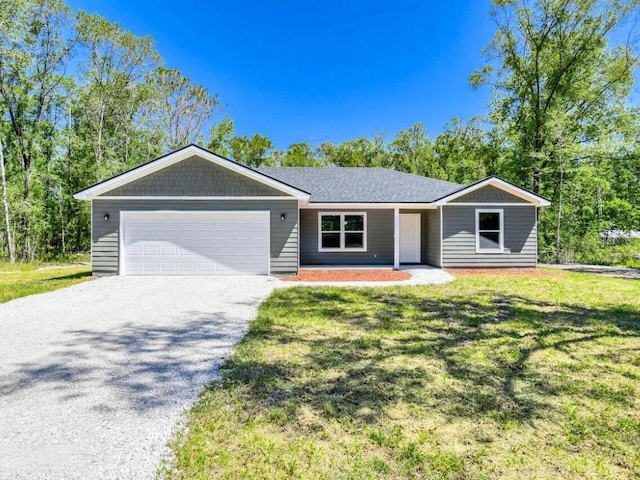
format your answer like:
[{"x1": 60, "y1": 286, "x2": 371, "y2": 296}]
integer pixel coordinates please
[{"x1": 1, "y1": 0, "x2": 639, "y2": 264}]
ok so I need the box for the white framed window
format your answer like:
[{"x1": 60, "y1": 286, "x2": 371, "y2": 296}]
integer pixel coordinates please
[
  {"x1": 476, "y1": 209, "x2": 504, "y2": 253},
  {"x1": 318, "y1": 212, "x2": 367, "y2": 252}
]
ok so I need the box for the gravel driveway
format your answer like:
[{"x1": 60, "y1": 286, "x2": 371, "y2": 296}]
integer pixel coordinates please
[
  {"x1": 540, "y1": 263, "x2": 640, "y2": 280},
  {"x1": 0, "y1": 275, "x2": 279, "y2": 479}
]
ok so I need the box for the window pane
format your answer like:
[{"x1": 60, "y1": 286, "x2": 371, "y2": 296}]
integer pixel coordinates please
[
  {"x1": 479, "y1": 231, "x2": 500, "y2": 250},
  {"x1": 344, "y1": 232, "x2": 364, "y2": 248},
  {"x1": 344, "y1": 215, "x2": 364, "y2": 231},
  {"x1": 479, "y1": 212, "x2": 500, "y2": 231},
  {"x1": 321, "y1": 215, "x2": 340, "y2": 232},
  {"x1": 321, "y1": 232, "x2": 340, "y2": 248}
]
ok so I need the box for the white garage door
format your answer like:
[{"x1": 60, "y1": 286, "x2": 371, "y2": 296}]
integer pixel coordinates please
[{"x1": 121, "y1": 211, "x2": 270, "y2": 275}]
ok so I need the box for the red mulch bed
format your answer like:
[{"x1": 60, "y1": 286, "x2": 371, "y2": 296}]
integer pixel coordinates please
[
  {"x1": 447, "y1": 268, "x2": 561, "y2": 277},
  {"x1": 282, "y1": 269, "x2": 412, "y2": 282}
]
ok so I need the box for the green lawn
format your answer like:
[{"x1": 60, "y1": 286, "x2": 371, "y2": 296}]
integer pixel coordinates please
[
  {"x1": 0, "y1": 260, "x2": 92, "y2": 303},
  {"x1": 168, "y1": 271, "x2": 640, "y2": 479}
]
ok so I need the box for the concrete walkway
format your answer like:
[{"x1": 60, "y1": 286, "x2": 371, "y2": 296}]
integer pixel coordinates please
[{"x1": 277, "y1": 266, "x2": 454, "y2": 287}]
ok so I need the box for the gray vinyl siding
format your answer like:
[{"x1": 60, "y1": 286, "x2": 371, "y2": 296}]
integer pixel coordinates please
[
  {"x1": 102, "y1": 156, "x2": 288, "y2": 197},
  {"x1": 300, "y1": 209, "x2": 393, "y2": 265},
  {"x1": 91, "y1": 199, "x2": 298, "y2": 275},
  {"x1": 450, "y1": 185, "x2": 529, "y2": 204},
  {"x1": 442, "y1": 205, "x2": 537, "y2": 267},
  {"x1": 423, "y1": 209, "x2": 441, "y2": 267}
]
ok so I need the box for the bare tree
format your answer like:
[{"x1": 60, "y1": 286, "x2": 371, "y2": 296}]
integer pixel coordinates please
[
  {"x1": 147, "y1": 67, "x2": 221, "y2": 151},
  {"x1": 0, "y1": 136, "x2": 14, "y2": 263}
]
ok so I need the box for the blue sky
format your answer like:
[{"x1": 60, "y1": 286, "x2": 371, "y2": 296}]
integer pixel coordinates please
[{"x1": 66, "y1": 0, "x2": 496, "y2": 150}]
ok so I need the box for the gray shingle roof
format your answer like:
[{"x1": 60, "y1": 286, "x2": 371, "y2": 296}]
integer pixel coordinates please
[{"x1": 256, "y1": 167, "x2": 462, "y2": 203}]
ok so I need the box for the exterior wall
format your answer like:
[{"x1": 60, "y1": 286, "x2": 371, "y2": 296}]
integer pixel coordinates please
[
  {"x1": 92, "y1": 199, "x2": 298, "y2": 275},
  {"x1": 423, "y1": 209, "x2": 441, "y2": 267},
  {"x1": 300, "y1": 209, "x2": 393, "y2": 265},
  {"x1": 450, "y1": 185, "x2": 529, "y2": 204},
  {"x1": 442, "y1": 205, "x2": 537, "y2": 267},
  {"x1": 102, "y1": 156, "x2": 288, "y2": 197}
]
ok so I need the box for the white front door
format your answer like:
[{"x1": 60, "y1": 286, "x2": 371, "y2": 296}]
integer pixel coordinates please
[
  {"x1": 121, "y1": 211, "x2": 270, "y2": 275},
  {"x1": 399, "y1": 213, "x2": 421, "y2": 263}
]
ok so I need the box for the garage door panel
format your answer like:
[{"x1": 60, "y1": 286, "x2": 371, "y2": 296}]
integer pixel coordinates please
[
  {"x1": 122, "y1": 211, "x2": 269, "y2": 275},
  {"x1": 143, "y1": 245, "x2": 159, "y2": 256},
  {"x1": 197, "y1": 262, "x2": 213, "y2": 272},
  {"x1": 178, "y1": 262, "x2": 196, "y2": 272},
  {"x1": 161, "y1": 245, "x2": 178, "y2": 255},
  {"x1": 143, "y1": 262, "x2": 159, "y2": 273},
  {"x1": 127, "y1": 261, "x2": 142, "y2": 273}
]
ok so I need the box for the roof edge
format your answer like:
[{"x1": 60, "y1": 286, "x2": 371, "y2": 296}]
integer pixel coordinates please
[
  {"x1": 433, "y1": 176, "x2": 551, "y2": 207},
  {"x1": 73, "y1": 144, "x2": 311, "y2": 201}
]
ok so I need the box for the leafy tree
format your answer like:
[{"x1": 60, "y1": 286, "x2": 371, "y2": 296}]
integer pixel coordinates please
[
  {"x1": 0, "y1": 0, "x2": 75, "y2": 259},
  {"x1": 74, "y1": 10, "x2": 161, "y2": 178},
  {"x1": 386, "y1": 123, "x2": 437, "y2": 176},
  {"x1": 280, "y1": 142, "x2": 321, "y2": 166},
  {"x1": 323, "y1": 135, "x2": 387, "y2": 168},
  {"x1": 228, "y1": 133, "x2": 274, "y2": 167},
  {"x1": 206, "y1": 115, "x2": 235, "y2": 157},
  {"x1": 434, "y1": 117, "x2": 498, "y2": 183},
  {"x1": 473, "y1": 0, "x2": 640, "y2": 261}
]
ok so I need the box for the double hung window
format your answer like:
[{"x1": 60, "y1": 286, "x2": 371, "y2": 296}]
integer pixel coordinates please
[{"x1": 319, "y1": 213, "x2": 366, "y2": 251}]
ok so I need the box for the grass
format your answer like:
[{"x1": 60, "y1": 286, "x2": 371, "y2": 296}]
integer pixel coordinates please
[
  {"x1": 572, "y1": 238, "x2": 640, "y2": 269},
  {"x1": 168, "y1": 271, "x2": 640, "y2": 479},
  {"x1": 0, "y1": 258, "x2": 92, "y2": 303}
]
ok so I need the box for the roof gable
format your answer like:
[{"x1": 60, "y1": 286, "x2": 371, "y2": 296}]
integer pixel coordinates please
[
  {"x1": 434, "y1": 177, "x2": 551, "y2": 207},
  {"x1": 449, "y1": 184, "x2": 529, "y2": 204},
  {"x1": 101, "y1": 156, "x2": 289, "y2": 197},
  {"x1": 73, "y1": 145, "x2": 310, "y2": 200}
]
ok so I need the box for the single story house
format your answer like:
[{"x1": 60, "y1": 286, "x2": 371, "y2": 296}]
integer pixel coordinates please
[{"x1": 74, "y1": 144, "x2": 550, "y2": 276}]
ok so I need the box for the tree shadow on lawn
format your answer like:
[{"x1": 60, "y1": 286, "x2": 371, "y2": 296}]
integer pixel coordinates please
[
  {"x1": 48, "y1": 271, "x2": 93, "y2": 281},
  {"x1": 0, "y1": 308, "x2": 252, "y2": 412},
  {"x1": 221, "y1": 287, "x2": 640, "y2": 427}
]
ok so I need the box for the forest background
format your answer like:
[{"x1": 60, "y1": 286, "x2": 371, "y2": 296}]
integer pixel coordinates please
[{"x1": 1, "y1": 0, "x2": 639, "y2": 266}]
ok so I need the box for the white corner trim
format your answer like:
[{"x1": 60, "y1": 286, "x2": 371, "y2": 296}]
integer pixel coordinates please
[
  {"x1": 439, "y1": 205, "x2": 443, "y2": 268},
  {"x1": 90, "y1": 199, "x2": 94, "y2": 271},
  {"x1": 393, "y1": 208, "x2": 400, "y2": 269},
  {"x1": 475, "y1": 208, "x2": 504, "y2": 254},
  {"x1": 74, "y1": 145, "x2": 310, "y2": 201},
  {"x1": 435, "y1": 177, "x2": 551, "y2": 207},
  {"x1": 317, "y1": 211, "x2": 367, "y2": 252},
  {"x1": 118, "y1": 210, "x2": 124, "y2": 275}
]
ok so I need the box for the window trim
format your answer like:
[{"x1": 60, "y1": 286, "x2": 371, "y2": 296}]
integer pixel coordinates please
[
  {"x1": 475, "y1": 208, "x2": 504, "y2": 253},
  {"x1": 318, "y1": 212, "x2": 367, "y2": 252}
]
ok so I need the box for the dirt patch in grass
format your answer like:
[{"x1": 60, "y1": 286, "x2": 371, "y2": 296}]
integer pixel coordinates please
[
  {"x1": 282, "y1": 269, "x2": 412, "y2": 282},
  {"x1": 448, "y1": 267, "x2": 562, "y2": 277}
]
